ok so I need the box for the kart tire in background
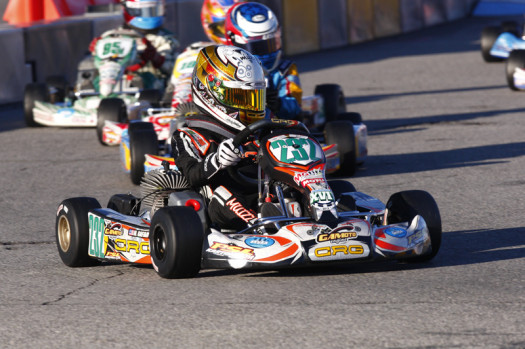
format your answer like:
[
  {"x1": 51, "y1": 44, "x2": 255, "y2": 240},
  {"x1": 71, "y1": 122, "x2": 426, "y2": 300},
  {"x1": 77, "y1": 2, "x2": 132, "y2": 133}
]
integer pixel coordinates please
[
  {"x1": 150, "y1": 206, "x2": 204, "y2": 278},
  {"x1": 324, "y1": 120, "x2": 357, "y2": 176},
  {"x1": 505, "y1": 49, "x2": 525, "y2": 90},
  {"x1": 337, "y1": 111, "x2": 363, "y2": 125},
  {"x1": 97, "y1": 98, "x2": 127, "y2": 145},
  {"x1": 314, "y1": 84, "x2": 346, "y2": 123},
  {"x1": 327, "y1": 179, "x2": 357, "y2": 198},
  {"x1": 385, "y1": 190, "x2": 442, "y2": 262},
  {"x1": 55, "y1": 197, "x2": 102, "y2": 267},
  {"x1": 45, "y1": 75, "x2": 68, "y2": 103},
  {"x1": 138, "y1": 89, "x2": 162, "y2": 108},
  {"x1": 23, "y1": 83, "x2": 48, "y2": 127},
  {"x1": 129, "y1": 122, "x2": 158, "y2": 185},
  {"x1": 480, "y1": 26, "x2": 503, "y2": 62}
]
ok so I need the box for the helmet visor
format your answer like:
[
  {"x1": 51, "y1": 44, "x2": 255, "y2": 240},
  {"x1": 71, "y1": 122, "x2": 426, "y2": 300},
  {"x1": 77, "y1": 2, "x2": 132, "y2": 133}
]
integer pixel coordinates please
[
  {"x1": 219, "y1": 86, "x2": 266, "y2": 111},
  {"x1": 125, "y1": 2, "x2": 164, "y2": 17},
  {"x1": 234, "y1": 32, "x2": 281, "y2": 56},
  {"x1": 208, "y1": 76, "x2": 265, "y2": 111}
]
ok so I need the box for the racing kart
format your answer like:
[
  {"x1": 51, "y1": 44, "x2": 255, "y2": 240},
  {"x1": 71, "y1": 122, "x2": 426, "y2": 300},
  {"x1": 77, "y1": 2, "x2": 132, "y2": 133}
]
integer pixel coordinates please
[
  {"x1": 55, "y1": 119, "x2": 441, "y2": 279},
  {"x1": 122, "y1": 83, "x2": 368, "y2": 185},
  {"x1": 23, "y1": 29, "x2": 163, "y2": 133},
  {"x1": 480, "y1": 21, "x2": 525, "y2": 90}
]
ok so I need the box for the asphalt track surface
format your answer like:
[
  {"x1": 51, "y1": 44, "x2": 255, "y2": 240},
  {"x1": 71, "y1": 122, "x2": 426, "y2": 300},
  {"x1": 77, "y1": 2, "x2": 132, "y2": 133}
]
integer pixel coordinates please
[{"x1": 1, "y1": 16, "x2": 524, "y2": 349}]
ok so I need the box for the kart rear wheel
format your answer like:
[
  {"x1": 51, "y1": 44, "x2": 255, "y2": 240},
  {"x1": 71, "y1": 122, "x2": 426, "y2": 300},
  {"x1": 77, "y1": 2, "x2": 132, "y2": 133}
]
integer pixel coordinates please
[
  {"x1": 97, "y1": 98, "x2": 127, "y2": 145},
  {"x1": 129, "y1": 122, "x2": 158, "y2": 185},
  {"x1": 324, "y1": 120, "x2": 357, "y2": 176},
  {"x1": 46, "y1": 75, "x2": 68, "y2": 103},
  {"x1": 386, "y1": 190, "x2": 442, "y2": 262},
  {"x1": 481, "y1": 26, "x2": 503, "y2": 62},
  {"x1": 56, "y1": 197, "x2": 102, "y2": 267},
  {"x1": 24, "y1": 83, "x2": 48, "y2": 127},
  {"x1": 150, "y1": 206, "x2": 204, "y2": 278},
  {"x1": 505, "y1": 49, "x2": 525, "y2": 90},
  {"x1": 314, "y1": 84, "x2": 346, "y2": 123}
]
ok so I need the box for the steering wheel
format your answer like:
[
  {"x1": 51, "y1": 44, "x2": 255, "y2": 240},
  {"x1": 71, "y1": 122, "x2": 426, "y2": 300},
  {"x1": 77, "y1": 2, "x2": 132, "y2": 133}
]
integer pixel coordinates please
[{"x1": 226, "y1": 119, "x2": 309, "y2": 188}]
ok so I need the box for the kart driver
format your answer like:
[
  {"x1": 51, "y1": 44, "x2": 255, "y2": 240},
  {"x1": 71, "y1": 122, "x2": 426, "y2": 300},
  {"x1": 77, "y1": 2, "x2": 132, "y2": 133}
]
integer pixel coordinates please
[
  {"x1": 171, "y1": 45, "x2": 265, "y2": 231},
  {"x1": 89, "y1": 0, "x2": 179, "y2": 90},
  {"x1": 201, "y1": 0, "x2": 246, "y2": 45},
  {"x1": 224, "y1": 2, "x2": 302, "y2": 120}
]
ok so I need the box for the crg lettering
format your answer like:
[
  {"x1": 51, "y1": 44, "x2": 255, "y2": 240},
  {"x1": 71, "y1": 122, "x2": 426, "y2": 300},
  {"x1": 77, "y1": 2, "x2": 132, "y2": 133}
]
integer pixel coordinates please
[
  {"x1": 114, "y1": 239, "x2": 150, "y2": 255},
  {"x1": 314, "y1": 245, "x2": 364, "y2": 257}
]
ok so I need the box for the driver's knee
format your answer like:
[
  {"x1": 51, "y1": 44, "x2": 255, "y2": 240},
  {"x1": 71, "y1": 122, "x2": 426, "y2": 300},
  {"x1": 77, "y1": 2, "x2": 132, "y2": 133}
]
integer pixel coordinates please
[{"x1": 209, "y1": 186, "x2": 257, "y2": 230}]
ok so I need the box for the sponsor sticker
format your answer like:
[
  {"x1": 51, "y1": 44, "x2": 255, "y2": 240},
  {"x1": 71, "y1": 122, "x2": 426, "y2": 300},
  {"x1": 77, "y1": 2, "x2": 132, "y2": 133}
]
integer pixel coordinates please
[
  {"x1": 207, "y1": 241, "x2": 255, "y2": 260},
  {"x1": 245, "y1": 237, "x2": 275, "y2": 249},
  {"x1": 384, "y1": 226, "x2": 407, "y2": 238}
]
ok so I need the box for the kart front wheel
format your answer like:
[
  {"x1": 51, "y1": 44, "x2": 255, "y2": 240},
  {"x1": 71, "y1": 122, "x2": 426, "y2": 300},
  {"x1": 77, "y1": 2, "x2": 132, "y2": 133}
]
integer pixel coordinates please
[
  {"x1": 150, "y1": 207, "x2": 204, "y2": 279},
  {"x1": 56, "y1": 197, "x2": 102, "y2": 267},
  {"x1": 506, "y1": 49, "x2": 525, "y2": 91},
  {"x1": 324, "y1": 120, "x2": 357, "y2": 177},
  {"x1": 23, "y1": 83, "x2": 48, "y2": 127},
  {"x1": 386, "y1": 190, "x2": 442, "y2": 262},
  {"x1": 129, "y1": 122, "x2": 158, "y2": 185},
  {"x1": 480, "y1": 26, "x2": 503, "y2": 62},
  {"x1": 97, "y1": 98, "x2": 127, "y2": 145}
]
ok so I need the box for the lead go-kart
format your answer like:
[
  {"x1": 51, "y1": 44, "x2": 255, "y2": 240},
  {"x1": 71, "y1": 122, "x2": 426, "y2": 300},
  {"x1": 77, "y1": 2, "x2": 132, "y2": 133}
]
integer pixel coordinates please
[
  {"x1": 124, "y1": 82, "x2": 368, "y2": 185},
  {"x1": 55, "y1": 119, "x2": 441, "y2": 279}
]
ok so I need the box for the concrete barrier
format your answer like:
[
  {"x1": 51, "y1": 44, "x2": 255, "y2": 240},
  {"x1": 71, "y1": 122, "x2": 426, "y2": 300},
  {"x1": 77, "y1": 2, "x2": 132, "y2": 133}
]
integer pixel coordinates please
[
  {"x1": 0, "y1": 25, "x2": 29, "y2": 104},
  {"x1": 0, "y1": 0, "x2": 477, "y2": 104}
]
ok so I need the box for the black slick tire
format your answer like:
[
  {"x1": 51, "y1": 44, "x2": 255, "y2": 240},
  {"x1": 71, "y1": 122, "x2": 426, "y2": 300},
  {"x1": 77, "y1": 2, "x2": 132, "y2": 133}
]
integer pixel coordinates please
[
  {"x1": 24, "y1": 83, "x2": 48, "y2": 127},
  {"x1": 386, "y1": 190, "x2": 442, "y2": 262},
  {"x1": 506, "y1": 49, "x2": 525, "y2": 90},
  {"x1": 314, "y1": 84, "x2": 346, "y2": 123},
  {"x1": 481, "y1": 26, "x2": 503, "y2": 62},
  {"x1": 324, "y1": 120, "x2": 357, "y2": 176},
  {"x1": 56, "y1": 197, "x2": 102, "y2": 267},
  {"x1": 150, "y1": 207, "x2": 204, "y2": 279},
  {"x1": 97, "y1": 98, "x2": 127, "y2": 145},
  {"x1": 129, "y1": 122, "x2": 158, "y2": 185}
]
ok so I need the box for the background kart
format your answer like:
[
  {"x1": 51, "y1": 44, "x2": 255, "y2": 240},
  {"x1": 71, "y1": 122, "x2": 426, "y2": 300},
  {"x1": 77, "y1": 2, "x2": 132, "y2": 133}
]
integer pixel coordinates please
[
  {"x1": 480, "y1": 21, "x2": 525, "y2": 90},
  {"x1": 100, "y1": 42, "x2": 209, "y2": 147},
  {"x1": 124, "y1": 83, "x2": 368, "y2": 185},
  {"x1": 24, "y1": 29, "x2": 164, "y2": 134},
  {"x1": 55, "y1": 120, "x2": 441, "y2": 279}
]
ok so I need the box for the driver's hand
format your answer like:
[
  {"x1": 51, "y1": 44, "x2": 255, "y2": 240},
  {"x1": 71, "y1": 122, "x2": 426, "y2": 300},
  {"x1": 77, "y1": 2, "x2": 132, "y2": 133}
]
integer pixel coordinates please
[{"x1": 216, "y1": 138, "x2": 243, "y2": 169}]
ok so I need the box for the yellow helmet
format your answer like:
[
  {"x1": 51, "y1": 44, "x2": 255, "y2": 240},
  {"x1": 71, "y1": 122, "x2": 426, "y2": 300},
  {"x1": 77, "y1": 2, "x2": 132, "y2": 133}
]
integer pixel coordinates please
[{"x1": 192, "y1": 45, "x2": 266, "y2": 131}]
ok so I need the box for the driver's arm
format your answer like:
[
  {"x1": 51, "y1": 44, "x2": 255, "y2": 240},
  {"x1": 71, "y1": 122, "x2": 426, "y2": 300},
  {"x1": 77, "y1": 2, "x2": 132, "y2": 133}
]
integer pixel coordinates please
[{"x1": 171, "y1": 129, "x2": 242, "y2": 187}]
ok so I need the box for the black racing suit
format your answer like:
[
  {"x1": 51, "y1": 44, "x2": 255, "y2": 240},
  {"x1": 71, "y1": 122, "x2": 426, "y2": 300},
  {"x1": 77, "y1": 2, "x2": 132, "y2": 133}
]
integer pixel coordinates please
[{"x1": 171, "y1": 115, "x2": 258, "y2": 231}]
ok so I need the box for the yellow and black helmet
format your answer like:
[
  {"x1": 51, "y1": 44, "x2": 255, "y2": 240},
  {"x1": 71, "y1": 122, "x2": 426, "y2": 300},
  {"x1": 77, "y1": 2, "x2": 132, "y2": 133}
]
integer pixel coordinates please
[{"x1": 192, "y1": 45, "x2": 266, "y2": 131}]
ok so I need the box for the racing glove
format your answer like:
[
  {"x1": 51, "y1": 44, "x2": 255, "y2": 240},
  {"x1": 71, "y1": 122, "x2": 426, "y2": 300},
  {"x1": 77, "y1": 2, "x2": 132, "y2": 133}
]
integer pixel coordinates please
[
  {"x1": 215, "y1": 138, "x2": 242, "y2": 169},
  {"x1": 140, "y1": 38, "x2": 165, "y2": 69},
  {"x1": 266, "y1": 87, "x2": 281, "y2": 115}
]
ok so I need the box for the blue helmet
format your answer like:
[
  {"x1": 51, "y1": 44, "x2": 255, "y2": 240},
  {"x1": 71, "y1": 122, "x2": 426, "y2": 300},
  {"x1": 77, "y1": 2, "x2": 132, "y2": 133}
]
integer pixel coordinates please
[
  {"x1": 225, "y1": 2, "x2": 282, "y2": 71},
  {"x1": 123, "y1": 0, "x2": 165, "y2": 32}
]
